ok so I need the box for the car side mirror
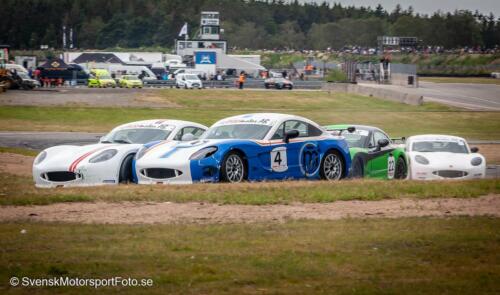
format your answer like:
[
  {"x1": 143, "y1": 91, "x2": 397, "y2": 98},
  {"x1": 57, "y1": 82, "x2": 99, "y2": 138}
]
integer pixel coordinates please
[
  {"x1": 181, "y1": 133, "x2": 195, "y2": 142},
  {"x1": 347, "y1": 126, "x2": 356, "y2": 133},
  {"x1": 377, "y1": 138, "x2": 390, "y2": 148},
  {"x1": 470, "y1": 147, "x2": 479, "y2": 153},
  {"x1": 284, "y1": 130, "x2": 300, "y2": 143}
]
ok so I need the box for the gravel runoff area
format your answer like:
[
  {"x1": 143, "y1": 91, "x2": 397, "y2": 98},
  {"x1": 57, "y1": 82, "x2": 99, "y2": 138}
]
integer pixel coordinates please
[{"x1": 0, "y1": 195, "x2": 498, "y2": 224}]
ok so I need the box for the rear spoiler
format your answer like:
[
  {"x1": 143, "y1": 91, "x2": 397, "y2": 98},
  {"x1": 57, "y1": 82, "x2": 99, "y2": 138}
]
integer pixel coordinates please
[
  {"x1": 324, "y1": 126, "x2": 356, "y2": 135},
  {"x1": 391, "y1": 137, "x2": 406, "y2": 144}
]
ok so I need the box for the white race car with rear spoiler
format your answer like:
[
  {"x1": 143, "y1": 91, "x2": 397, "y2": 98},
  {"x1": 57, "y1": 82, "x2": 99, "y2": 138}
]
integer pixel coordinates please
[{"x1": 32, "y1": 119, "x2": 207, "y2": 188}]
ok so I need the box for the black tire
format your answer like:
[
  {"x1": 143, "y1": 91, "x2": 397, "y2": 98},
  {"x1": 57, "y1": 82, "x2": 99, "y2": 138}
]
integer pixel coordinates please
[
  {"x1": 289, "y1": 85, "x2": 293, "y2": 90},
  {"x1": 394, "y1": 157, "x2": 408, "y2": 179},
  {"x1": 118, "y1": 154, "x2": 135, "y2": 183},
  {"x1": 351, "y1": 157, "x2": 364, "y2": 178},
  {"x1": 220, "y1": 151, "x2": 247, "y2": 183},
  {"x1": 319, "y1": 150, "x2": 344, "y2": 181}
]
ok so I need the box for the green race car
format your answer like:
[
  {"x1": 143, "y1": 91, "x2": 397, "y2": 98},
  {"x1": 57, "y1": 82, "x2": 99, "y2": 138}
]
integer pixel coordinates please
[{"x1": 324, "y1": 124, "x2": 408, "y2": 179}]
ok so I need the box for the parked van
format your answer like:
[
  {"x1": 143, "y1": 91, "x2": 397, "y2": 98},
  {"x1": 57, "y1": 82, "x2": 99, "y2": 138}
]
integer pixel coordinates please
[
  {"x1": 107, "y1": 65, "x2": 157, "y2": 81},
  {"x1": 175, "y1": 73, "x2": 203, "y2": 89},
  {"x1": 88, "y1": 69, "x2": 116, "y2": 88}
]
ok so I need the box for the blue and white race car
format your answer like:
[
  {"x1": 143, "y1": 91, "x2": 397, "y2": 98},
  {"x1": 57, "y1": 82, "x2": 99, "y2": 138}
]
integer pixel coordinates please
[{"x1": 134, "y1": 113, "x2": 351, "y2": 184}]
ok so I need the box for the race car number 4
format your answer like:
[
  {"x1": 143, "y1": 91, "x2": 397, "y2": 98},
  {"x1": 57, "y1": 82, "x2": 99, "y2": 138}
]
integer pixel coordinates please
[{"x1": 271, "y1": 147, "x2": 288, "y2": 172}]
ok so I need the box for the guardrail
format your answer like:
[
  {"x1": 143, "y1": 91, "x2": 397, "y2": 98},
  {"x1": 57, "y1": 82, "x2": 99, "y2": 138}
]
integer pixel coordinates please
[{"x1": 142, "y1": 79, "x2": 324, "y2": 90}]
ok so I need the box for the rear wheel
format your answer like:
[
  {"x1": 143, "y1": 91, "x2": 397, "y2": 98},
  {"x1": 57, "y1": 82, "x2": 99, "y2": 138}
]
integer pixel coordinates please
[
  {"x1": 220, "y1": 151, "x2": 246, "y2": 183},
  {"x1": 118, "y1": 154, "x2": 135, "y2": 183},
  {"x1": 394, "y1": 157, "x2": 407, "y2": 179},
  {"x1": 320, "y1": 150, "x2": 344, "y2": 181}
]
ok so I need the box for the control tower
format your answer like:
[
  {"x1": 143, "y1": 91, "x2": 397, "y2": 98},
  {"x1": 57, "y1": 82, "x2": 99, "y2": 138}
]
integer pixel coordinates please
[{"x1": 175, "y1": 11, "x2": 227, "y2": 58}]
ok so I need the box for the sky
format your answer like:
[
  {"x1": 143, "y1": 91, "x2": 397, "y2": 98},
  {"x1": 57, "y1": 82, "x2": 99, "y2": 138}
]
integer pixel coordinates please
[{"x1": 297, "y1": 0, "x2": 500, "y2": 16}]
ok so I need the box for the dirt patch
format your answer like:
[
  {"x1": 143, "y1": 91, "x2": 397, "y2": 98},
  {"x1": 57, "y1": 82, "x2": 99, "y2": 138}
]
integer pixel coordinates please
[
  {"x1": 0, "y1": 153, "x2": 33, "y2": 176},
  {"x1": 0, "y1": 195, "x2": 498, "y2": 224}
]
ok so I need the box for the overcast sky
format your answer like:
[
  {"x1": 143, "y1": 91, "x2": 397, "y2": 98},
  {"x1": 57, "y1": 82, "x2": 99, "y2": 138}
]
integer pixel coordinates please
[{"x1": 297, "y1": 0, "x2": 500, "y2": 16}]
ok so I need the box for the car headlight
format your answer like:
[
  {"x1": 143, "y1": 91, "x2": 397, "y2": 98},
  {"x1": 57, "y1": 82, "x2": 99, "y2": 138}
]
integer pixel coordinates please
[
  {"x1": 34, "y1": 151, "x2": 47, "y2": 165},
  {"x1": 414, "y1": 155, "x2": 429, "y2": 165},
  {"x1": 89, "y1": 149, "x2": 118, "y2": 163},
  {"x1": 189, "y1": 147, "x2": 218, "y2": 160},
  {"x1": 135, "y1": 146, "x2": 148, "y2": 160},
  {"x1": 471, "y1": 157, "x2": 482, "y2": 166}
]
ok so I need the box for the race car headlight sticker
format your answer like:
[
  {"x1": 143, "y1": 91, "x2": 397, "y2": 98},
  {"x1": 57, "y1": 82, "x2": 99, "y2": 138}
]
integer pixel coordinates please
[
  {"x1": 34, "y1": 151, "x2": 47, "y2": 165},
  {"x1": 414, "y1": 155, "x2": 429, "y2": 165},
  {"x1": 190, "y1": 146, "x2": 218, "y2": 160},
  {"x1": 89, "y1": 149, "x2": 118, "y2": 163},
  {"x1": 135, "y1": 147, "x2": 148, "y2": 160},
  {"x1": 471, "y1": 157, "x2": 482, "y2": 166}
]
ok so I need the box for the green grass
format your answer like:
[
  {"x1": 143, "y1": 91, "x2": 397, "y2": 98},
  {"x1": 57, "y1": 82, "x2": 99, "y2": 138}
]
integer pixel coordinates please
[
  {"x1": 1, "y1": 217, "x2": 499, "y2": 294},
  {"x1": 1, "y1": 89, "x2": 499, "y2": 139},
  {"x1": 1, "y1": 174, "x2": 498, "y2": 206},
  {"x1": 420, "y1": 77, "x2": 500, "y2": 85},
  {"x1": 0, "y1": 146, "x2": 39, "y2": 157}
]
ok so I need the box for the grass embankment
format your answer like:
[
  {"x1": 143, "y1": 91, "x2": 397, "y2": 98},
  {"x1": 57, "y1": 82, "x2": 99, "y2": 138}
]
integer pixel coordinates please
[
  {"x1": 1, "y1": 173, "x2": 498, "y2": 206},
  {"x1": 0, "y1": 147, "x2": 38, "y2": 156},
  {"x1": 420, "y1": 77, "x2": 500, "y2": 85},
  {"x1": 1, "y1": 217, "x2": 499, "y2": 294},
  {"x1": 0, "y1": 89, "x2": 499, "y2": 139}
]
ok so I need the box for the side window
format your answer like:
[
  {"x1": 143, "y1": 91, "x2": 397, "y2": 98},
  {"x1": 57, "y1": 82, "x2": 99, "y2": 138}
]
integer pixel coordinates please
[
  {"x1": 285, "y1": 120, "x2": 308, "y2": 137},
  {"x1": 307, "y1": 124, "x2": 323, "y2": 137},
  {"x1": 372, "y1": 131, "x2": 390, "y2": 146},
  {"x1": 174, "y1": 127, "x2": 206, "y2": 140},
  {"x1": 271, "y1": 123, "x2": 284, "y2": 140}
]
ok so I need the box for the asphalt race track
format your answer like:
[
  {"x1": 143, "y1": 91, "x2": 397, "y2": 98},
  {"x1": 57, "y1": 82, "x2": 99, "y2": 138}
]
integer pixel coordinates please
[
  {"x1": 1, "y1": 131, "x2": 498, "y2": 179},
  {"x1": 0, "y1": 131, "x2": 102, "y2": 150},
  {"x1": 360, "y1": 81, "x2": 500, "y2": 111}
]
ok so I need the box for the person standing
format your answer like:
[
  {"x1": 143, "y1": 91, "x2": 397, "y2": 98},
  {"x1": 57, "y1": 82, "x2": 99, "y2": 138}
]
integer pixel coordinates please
[{"x1": 238, "y1": 71, "x2": 246, "y2": 89}]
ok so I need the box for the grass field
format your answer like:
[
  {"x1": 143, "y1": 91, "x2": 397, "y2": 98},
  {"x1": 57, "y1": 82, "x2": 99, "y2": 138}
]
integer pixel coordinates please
[
  {"x1": 0, "y1": 89, "x2": 499, "y2": 139},
  {"x1": 1, "y1": 173, "x2": 498, "y2": 206},
  {"x1": 420, "y1": 77, "x2": 500, "y2": 85},
  {"x1": 1, "y1": 217, "x2": 499, "y2": 294}
]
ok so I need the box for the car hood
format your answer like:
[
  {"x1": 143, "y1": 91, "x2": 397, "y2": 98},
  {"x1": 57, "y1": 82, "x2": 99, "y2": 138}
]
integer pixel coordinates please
[
  {"x1": 37, "y1": 143, "x2": 140, "y2": 171},
  {"x1": 138, "y1": 139, "x2": 238, "y2": 163},
  {"x1": 409, "y1": 151, "x2": 483, "y2": 168}
]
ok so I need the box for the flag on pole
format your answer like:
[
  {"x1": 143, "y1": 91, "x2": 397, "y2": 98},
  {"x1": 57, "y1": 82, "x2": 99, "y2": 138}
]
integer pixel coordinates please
[{"x1": 178, "y1": 22, "x2": 188, "y2": 37}]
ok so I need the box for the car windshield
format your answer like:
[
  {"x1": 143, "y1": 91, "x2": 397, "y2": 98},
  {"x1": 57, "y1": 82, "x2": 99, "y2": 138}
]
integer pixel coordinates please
[
  {"x1": 330, "y1": 129, "x2": 369, "y2": 148},
  {"x1": 99, "y1": 75, "x2": 111, "y2": 79},
  {"x1": 185, "y1": 74, "x2": 199, "y2": 80},
  {"x1": 103, "y1": 128, "x2": 171, "y2": 144},
  {"x1": 412, "y1": 141, "x2": 468, "y2": 154},
  {"x1": 203, "y1": 124, "x2": 272, "y2": 140}
]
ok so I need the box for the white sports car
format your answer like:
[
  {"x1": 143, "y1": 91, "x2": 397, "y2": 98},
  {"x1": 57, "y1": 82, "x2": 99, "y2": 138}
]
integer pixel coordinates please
[
  {"x1": 33, "y1": 120, "x2": 207, "y2": 188},
  {"x1": 405, "y1": 134, "x2": 486, "y2": 180}
]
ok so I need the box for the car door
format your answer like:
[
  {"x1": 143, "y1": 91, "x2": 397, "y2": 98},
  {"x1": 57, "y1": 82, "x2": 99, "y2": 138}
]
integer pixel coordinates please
[
  {"x1": 368, "y1": 130, "x2": 394, "y2": 179},
  {"x1": 268, "y1": 120, "x2": 321, "y2": 179}
]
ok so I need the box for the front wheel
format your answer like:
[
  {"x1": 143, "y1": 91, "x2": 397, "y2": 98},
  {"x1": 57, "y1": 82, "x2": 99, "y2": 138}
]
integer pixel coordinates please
[
  {"x1": 351, "y1": 158, "x2": 364, "y2": 178},
  {"x1": 394, "y1": 157, "x2": 408, "y2": 179},
  {"x1": 118, "y1": 154, "x2": 135, "y2": 183},
  {"x1": 220, "y1": 152, "x2": 246, "y2": 183},
  {"x1": 320, "y1": 150, "x2": 344, "y2": 181}
]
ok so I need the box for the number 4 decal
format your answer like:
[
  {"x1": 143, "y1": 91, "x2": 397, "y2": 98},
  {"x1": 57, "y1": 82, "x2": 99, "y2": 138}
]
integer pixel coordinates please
[{"x1": 271, "y1": 147, "x2": 288, "y2": 172}]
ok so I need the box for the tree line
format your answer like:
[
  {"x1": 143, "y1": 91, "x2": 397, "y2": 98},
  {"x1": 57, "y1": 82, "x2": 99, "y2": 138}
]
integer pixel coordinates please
[{"x1": 1, "y1": 0, "x2": 499, "y2": 50}]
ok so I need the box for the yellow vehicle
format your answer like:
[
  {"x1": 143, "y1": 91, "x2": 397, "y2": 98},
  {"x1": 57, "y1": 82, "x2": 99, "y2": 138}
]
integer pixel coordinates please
[
  {"x1": 88, "y1": 69, "x2": 116, "y2": 88},
  {"x1": 118, "y1": 75, "x2": 143, "y2": 88}
]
